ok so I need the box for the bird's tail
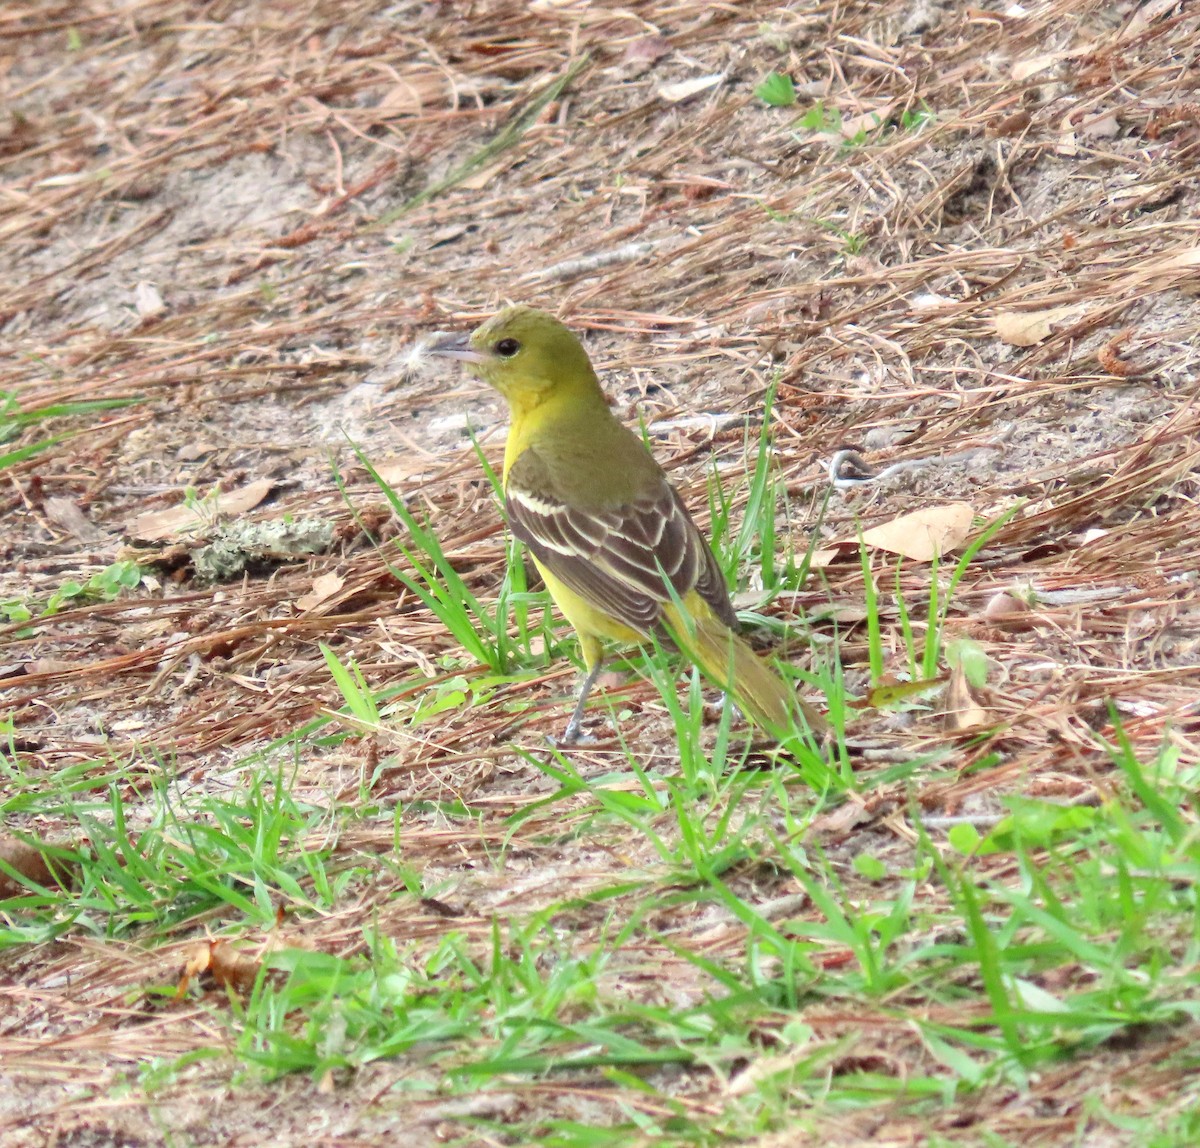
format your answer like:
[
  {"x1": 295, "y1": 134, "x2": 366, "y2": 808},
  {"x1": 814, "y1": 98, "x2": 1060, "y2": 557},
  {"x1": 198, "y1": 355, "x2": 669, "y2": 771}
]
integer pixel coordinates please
[{"x1": 663, "y1": 595, "x2": 827, "y2": 738}]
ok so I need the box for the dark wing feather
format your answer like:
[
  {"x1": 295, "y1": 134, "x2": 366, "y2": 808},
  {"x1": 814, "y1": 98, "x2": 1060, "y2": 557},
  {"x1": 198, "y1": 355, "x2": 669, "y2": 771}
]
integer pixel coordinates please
[{"x1": 505, "y1": 450, "x2": 737, "y2": 635}]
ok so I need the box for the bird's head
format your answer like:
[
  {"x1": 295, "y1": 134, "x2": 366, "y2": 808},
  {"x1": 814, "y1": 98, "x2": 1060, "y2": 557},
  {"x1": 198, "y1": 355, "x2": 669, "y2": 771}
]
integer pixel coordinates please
[{"x1": 428, "y1": 306, "x2": 600, "y2": 403}]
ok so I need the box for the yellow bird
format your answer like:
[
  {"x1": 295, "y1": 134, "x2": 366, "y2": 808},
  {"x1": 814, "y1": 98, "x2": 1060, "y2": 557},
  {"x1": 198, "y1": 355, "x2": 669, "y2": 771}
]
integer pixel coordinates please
[{"x1": 430, "y1": 306, "x2": 825, "y2": 743}]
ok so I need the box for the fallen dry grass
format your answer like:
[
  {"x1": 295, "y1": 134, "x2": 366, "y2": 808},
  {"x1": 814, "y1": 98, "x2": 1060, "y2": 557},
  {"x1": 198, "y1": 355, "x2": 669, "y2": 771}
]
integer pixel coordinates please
[{"x1": 3, "y1": 0, "x2": 1200, "y2": 1144}]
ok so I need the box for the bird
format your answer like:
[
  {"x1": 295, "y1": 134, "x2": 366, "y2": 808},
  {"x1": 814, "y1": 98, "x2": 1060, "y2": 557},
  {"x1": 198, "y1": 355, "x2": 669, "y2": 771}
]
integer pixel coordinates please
[{"x1": 428, "y1": 306, "x2": 826, "y2": 743}]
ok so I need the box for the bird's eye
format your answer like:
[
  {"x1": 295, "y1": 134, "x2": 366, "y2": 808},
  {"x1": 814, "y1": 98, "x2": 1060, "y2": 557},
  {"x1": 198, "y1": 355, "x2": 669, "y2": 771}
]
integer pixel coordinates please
[{"x1": 494, "y1": 337, "x2": 521, "y2": 358}]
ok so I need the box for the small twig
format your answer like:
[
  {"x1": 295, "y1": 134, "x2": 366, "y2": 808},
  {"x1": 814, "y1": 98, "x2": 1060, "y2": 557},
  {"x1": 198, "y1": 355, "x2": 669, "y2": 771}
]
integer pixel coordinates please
[
  {"x1": 920, "y1": 815, "x2": 1009, "y2": 830},
  {"x1": 520, "y1": 240, "x2": 664, "y2": 284}
]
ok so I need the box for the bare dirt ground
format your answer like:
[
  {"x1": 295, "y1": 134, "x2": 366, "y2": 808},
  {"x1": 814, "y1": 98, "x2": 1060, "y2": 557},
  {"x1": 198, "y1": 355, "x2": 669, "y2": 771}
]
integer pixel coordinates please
[{"x1": 3, "y1": 0, "x2": 1200, "y2": 1145}]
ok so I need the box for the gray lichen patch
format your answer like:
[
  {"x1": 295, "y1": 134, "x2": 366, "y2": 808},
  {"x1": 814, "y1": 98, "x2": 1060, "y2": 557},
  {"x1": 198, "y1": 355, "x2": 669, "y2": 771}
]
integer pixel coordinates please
[{"x1": 192, "y1": 519, "x2": 334, "y2": 583}]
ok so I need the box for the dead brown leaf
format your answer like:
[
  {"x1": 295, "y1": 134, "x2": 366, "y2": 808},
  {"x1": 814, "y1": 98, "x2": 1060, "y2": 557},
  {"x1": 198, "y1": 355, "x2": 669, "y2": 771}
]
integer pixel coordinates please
[
  {"x1": 374, "y1": 453, "x2": 437, "y2": 485},
  {"x1": 0, "y1": 834, "x2": 76, "y2": 895},
  {"x1": 808, "y1": 800, "x2": 874, "y2": 842},
  {"x1": 859, "y1": 503, "x2": 975, "y2": 561},
  {"x1": 941, "y1": 661, "x2": 991, "y2": 733},
  {"x1": 295, "y1": 570, "x2": 345, "y2": 611},
  {"x1": 176, "y1": 442, "x2": 217, "y2": 461},
  {"x1": 129, "y1": 479, "x2": 276, "y2": 541},
  {"x1": 840, "y1": 104, "x2": 895, "y2": 139},
  {"x1": 1129, "y1": 245, "x2": 1200, "y2": 285},
  {"x1": 1011, "y1": 53, "x2": 1065, "y2": 82},
  {"x1": 994, "y1": 306, "x2": 1079, "y2": 346},
  {"x1": 623, "y1": 35, "x2": 671, "y2": 65},
  {"x1": 43, "y1": 496, "x2": 111, "y2": 544},
  {"x1": 20, "y1": 657, "x2": 76, "y2": 676},
  {"x1": 459, "y1": 159, "x2": 513, "y2": 191},
  {"x1": 808, "y1": 547, "x2": 842, "y2": 568},
  {"x1": 656, "y1": 73, "x2": 723, "y2": 103},
  {"x1": 177, "y1": 939, "x2": 264, "y2": 999}
]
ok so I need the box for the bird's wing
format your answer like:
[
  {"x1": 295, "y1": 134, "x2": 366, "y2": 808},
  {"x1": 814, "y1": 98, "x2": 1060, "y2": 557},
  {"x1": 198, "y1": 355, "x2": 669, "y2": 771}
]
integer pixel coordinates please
[{"x1": 505, "y1": 449, "x2": 736, "y2": 634}]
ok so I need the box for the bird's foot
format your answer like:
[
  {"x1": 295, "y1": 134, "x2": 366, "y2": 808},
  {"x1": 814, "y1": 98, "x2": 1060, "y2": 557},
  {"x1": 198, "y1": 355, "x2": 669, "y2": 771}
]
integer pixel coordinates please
[{"x1": 550, "y1": 718, "x2": 596, "y2": 748}]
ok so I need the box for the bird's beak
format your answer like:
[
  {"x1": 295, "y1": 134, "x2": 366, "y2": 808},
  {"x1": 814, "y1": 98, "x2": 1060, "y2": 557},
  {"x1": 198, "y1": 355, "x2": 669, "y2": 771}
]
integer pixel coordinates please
[{"x1": 426, "y1": 332, "x2": 487, "y2": 364}]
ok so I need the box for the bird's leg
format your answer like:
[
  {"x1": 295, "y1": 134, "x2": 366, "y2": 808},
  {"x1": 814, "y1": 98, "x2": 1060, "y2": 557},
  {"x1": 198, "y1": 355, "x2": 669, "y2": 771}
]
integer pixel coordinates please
[
  {"x1": 561, "y1": 634, "x2": 604, "y2": 744},
  {"x1": 562, "y1": 662, "x2": 603, "y2": 743}
]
